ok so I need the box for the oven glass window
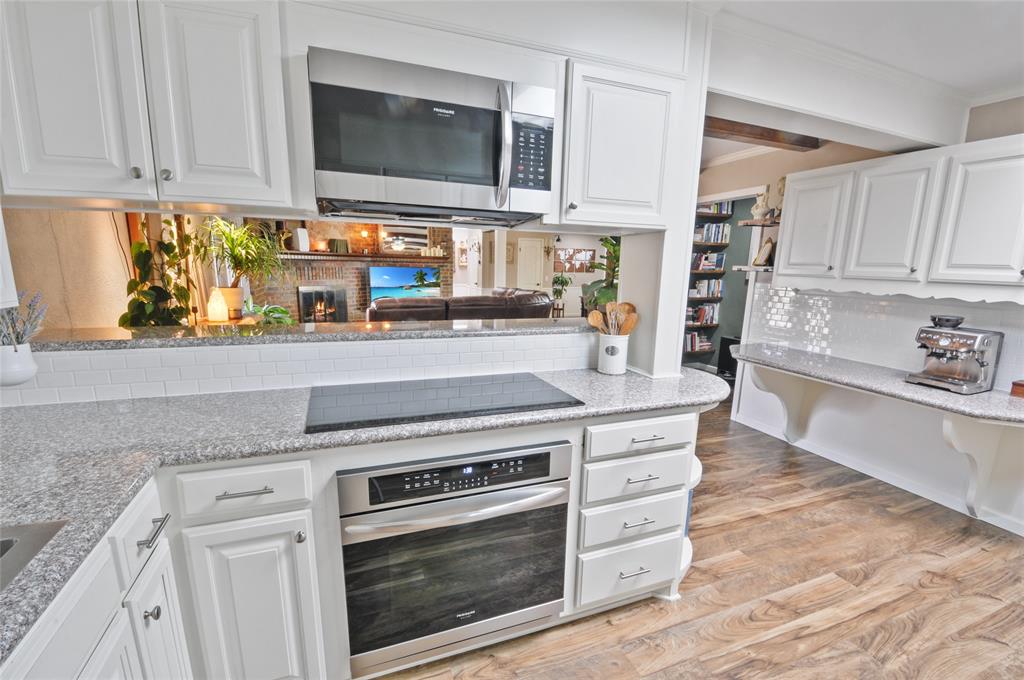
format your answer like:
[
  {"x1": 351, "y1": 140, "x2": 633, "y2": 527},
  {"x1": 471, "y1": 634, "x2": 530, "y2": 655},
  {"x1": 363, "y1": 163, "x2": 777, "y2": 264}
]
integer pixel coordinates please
[
  {"x1": 312, "y1": 83, "x2": 500, "y2": 186},
  {"x1": 343, "y1": 503, "x2": 566, "y2": 656}
]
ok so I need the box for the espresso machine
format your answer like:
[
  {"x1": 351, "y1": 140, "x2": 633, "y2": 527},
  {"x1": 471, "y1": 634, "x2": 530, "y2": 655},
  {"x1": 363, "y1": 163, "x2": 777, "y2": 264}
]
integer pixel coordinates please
[{"x1": 905, "y1": 315, "x2": 1003, "y2": 395}]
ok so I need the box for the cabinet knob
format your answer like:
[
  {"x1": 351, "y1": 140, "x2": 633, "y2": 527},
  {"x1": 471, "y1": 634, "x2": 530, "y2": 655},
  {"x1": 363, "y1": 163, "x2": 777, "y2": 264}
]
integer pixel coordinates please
[
  {"x1": 160, "y1": 168, "x2": 174, "y2": 181},
  {"x1": 295, "y1": 530, "x2": 307, "y2": 543},
  {"x1": 826, "y1": 265, "x2": 834, "y2": 271},
  {"x1": 910, "y1": 266, "x2": 918, "y2": 273},
  {"x1": 1019, "y1": 269, "x2": 1024, "y2": 277},
  {"x1": 129, "y1": 166, "x2": 143, "y2": 179},
  {"x1": 143, "y1": 605, "x2": 162, "y2": 621},
  {"x1": 567, "y1": 201, "x2": 579, "y2": 210}
]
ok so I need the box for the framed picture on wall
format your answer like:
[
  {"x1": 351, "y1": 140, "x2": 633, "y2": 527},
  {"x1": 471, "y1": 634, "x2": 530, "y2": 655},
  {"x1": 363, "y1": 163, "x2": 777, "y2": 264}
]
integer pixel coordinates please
[
  {"x1": 752, "y1": 237, "x2": 775, "y2": 267},
  {"x1": 555, "y1": 248, "x2": 596, "y2": 273}
]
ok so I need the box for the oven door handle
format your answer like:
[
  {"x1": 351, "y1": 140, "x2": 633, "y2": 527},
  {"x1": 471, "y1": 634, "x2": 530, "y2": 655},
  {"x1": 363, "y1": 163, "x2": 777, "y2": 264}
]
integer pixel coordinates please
[
  {"x1": 495, "y1": 80, "x2": 513, "y2": 209},
  {"x1": 343, "y1": 484, "x2": 567, "y2": 541}
]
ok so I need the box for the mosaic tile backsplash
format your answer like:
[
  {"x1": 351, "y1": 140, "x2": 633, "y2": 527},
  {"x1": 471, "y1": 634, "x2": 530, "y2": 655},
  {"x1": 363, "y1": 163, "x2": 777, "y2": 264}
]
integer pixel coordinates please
[{"x1": 746, "y1": 284, "x2": 1024, "y2": 392}]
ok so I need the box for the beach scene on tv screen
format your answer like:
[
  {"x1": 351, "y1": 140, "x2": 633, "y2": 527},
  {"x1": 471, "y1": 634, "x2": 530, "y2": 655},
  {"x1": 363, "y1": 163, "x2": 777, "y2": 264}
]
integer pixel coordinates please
[{"x1": 369, "y1": 265, "x2": 442, "y2": 300}]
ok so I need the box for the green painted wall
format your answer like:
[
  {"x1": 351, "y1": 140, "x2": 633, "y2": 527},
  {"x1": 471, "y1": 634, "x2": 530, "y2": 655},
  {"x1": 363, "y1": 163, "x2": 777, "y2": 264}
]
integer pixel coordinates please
[{"x1": 711, "y1": 197, "x2": 753, "y2": 367}]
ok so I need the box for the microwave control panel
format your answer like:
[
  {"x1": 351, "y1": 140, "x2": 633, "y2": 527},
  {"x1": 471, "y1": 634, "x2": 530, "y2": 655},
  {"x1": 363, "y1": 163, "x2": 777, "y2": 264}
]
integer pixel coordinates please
[
  {"x1": 369, "y1": 451, "x2": 551, "y2": 505},
  {"x1": 511, "y1": 114, "x2": 553, "y2": 191}
]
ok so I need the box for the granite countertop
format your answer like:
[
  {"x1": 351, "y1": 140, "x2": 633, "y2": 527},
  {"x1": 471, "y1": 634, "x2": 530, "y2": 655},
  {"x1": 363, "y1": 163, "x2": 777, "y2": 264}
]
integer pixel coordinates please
[
  {"x1": 31, "y1": 318, "x2": 594, "y2": 351},
  {"x1": 732, "y1": 342, "x2": 1024, "y2": 424},
  {"x1": 0, "y1": 368, "x2": 730, "y2": 663}
]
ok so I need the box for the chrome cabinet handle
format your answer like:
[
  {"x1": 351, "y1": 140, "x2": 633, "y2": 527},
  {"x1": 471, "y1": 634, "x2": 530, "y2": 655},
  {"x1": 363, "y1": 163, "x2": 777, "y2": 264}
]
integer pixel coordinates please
[
  {"x1": 159, "y1": 168, "x2": 174, "y2": 181},
  {"x1": 143, "y1": 605, "x2": 162, "y2": 621},
  {"x1": 295, "y1": 530, "x2": 306, "y2": 543},
  {"x1": 567, "y1": 201, "x2": 579, "y2": 210},
  {"x1": 631, "y1": 434, "x2": 665, "y2": 444},
  {"x1": 494, "y1": 81, "x2": 512, "y2": 208},
  {"x1": 619, "y1": 567, "x2": 651, "y2": 580},
  {"x1": 136, "y1": 513, "x2": 170, "y2": 549},
  {"x1": 215, "y1": 485, "x2": 275, "y2": 501},
  {"x1": 623, "y1": 517, "x2": 655, "y2": 530},
  {"x1": 129, "y1": 166, "x2": 143, "y2": 179},
  {"x1": 626, "y1": 474, "x2": 661, "y2": 484}
]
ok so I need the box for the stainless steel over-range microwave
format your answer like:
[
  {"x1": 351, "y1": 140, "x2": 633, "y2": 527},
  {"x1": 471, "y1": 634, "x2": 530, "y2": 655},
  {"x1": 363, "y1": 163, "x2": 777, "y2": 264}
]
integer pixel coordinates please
[{"x1": 308, "y1": 47, "x2": 558, "y2": 226}]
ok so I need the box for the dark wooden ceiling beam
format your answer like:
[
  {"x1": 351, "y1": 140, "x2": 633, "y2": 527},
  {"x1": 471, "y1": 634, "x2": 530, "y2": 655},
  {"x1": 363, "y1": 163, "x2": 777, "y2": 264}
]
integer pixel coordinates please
[{"x1": 704, "y1": 116, "x2": 822, "y2": 152}]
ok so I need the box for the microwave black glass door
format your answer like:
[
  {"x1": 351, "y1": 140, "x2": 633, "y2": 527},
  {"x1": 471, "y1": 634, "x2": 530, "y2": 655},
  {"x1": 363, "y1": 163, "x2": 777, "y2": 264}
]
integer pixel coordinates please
[
  {"x1": 312, "y1": 83, "x2": 500, "y2": 186},
  {"x1": 343, "y1": 503, "x2": 566, "y2": 656}
]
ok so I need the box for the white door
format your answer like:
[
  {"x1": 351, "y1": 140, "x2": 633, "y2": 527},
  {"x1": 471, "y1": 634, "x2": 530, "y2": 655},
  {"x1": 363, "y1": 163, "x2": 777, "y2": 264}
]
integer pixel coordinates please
[
  {"x1": 123, "y1": 541, "x2": 192, "y2": 680},
  {"x1": 843, "y1": 156, "x2": 946, "y2": 281},
  {"x1": 517, "y1": 238, "x2": 546, "y2": 290},
  {"x1": 183, "y1": 510, "x2": 325, "y2": 680},
  {"x1": 774, "y1": 171, "x2": 854, "y2": 279},
  {"x1": 928, "y1": 138, "x2": 1024, "y2": 285},
  {"x1": 78, "y1": 609, "x2": 145, "y2": 680},
  {"x1": 0, "y1": 0, "x2": 156, "y2": 199},
  {"x1": 562, "y1": 61, "x2": 683, "y2": 226},
  {"x1": 138, "y1": 1, "x2": 292, "y2": 206}
]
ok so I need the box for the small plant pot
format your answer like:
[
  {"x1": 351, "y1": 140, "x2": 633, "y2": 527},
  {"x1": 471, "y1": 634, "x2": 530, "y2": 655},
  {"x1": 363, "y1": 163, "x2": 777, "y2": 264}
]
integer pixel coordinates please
[
  {"x1": 213, "y1": 287, "x2": 244, "y2": 321},
  {"x1": 597, "y1": 334, "x2": 629, "y2": 375},
  {"x1": 0, "y1": 343, "x2": 38, "y2": 386}
]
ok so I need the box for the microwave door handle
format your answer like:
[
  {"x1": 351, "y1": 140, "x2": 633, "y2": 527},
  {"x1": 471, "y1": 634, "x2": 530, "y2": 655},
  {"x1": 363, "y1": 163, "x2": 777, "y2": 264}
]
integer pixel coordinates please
[
  {"x1": 495, "y1": 80, "x2": 513, "y2": 208},
  {"x1": 343, "y1": 484, "x2": 566, "y2": 541}
]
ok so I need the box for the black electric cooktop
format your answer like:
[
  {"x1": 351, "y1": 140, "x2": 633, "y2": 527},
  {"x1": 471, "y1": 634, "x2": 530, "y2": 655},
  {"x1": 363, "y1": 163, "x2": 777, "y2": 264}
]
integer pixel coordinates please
[{"x1": 304, "y1": 372, "x2": 584, "y2": 433}]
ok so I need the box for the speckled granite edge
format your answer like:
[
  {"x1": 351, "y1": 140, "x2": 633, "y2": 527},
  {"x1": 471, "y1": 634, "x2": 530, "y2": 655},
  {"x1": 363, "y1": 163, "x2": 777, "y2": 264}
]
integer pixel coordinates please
[
  {"x1": 732, "y1": 342, "x2": 1024, "y2": 424},
  {"x1": 0, "y1": 368, "x2": 730, "y2": 663},
  {"x1": 31, "y1": 319, "x2": 595, "y2": 352}
]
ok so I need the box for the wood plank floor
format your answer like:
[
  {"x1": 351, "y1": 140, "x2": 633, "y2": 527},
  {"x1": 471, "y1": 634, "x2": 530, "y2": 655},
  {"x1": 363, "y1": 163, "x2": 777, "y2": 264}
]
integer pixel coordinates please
[{"x1": 390, "y1": 402, "x2": 1024, "y2": 679}]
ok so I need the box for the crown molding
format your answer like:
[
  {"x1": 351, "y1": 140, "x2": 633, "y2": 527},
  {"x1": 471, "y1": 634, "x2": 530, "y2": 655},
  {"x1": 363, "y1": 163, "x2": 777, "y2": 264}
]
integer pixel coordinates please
[
  {"x1": 970, "y1": 87, "x2": 1024, "y2": 108},
  {"x1": 701, "y1": 145, "x2": 778, "y2": 169}
]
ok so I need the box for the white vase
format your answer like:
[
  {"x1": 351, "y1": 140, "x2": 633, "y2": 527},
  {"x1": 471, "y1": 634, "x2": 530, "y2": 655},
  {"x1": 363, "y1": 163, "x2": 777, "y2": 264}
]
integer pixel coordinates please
[
  {"x1": 0, "y1": 343, "x2": 38, "y2": 386},
  {"x1": 597, "y1": 334, "x2": 629, "y2": 375}
]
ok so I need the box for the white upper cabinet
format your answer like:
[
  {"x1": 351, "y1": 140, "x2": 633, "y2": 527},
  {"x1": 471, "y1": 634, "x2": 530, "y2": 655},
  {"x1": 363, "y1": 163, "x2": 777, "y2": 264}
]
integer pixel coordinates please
[
  {"x1": 774, "y1": 171, "x2": 854, "y2": 279},
  {"x1": 138, "y1": 1, "x2": 292, "y2": 206},
  {"x1": 562, "y1": 62, "x2": 683, "y2": 227},
  {"x1": 1, "y1": 208, "x2": 17, "y2": 309},
  {"x1": 928, "y1": 138, "x2": 1024, "y2": 286},
  {"x1": 183, "y1": 510, "x2": 325, "y2": 680},
  {"x1": 843, "y1": 155, "x2": 946, "y2": 281},
  {"x1": 0, "y1": 0, "x2": 156, "y2": 199}
]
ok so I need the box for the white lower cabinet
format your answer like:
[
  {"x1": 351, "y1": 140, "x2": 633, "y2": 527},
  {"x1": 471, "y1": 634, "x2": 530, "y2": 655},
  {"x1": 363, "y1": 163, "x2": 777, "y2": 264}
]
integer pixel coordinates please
[
  {"x1": 183, "y1": 510, "x2": 325, "y2": 680},
  {"x1": 123, "y1": 541, "x2": 192, "y2": 680},
  {"x1": 79, "y1": 609, "x2": 145, "y2": 680},
  {"x1": 577, "y1": 530, "x2": 683, "y2": 608}
]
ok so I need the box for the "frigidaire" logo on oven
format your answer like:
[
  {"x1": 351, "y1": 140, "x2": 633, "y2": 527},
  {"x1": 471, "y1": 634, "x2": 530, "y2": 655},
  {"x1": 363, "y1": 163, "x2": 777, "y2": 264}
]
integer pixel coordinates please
[
  {"x1": 455, "y1": 609, "x2": 476, "y2": 620},
  {"x1": 433, "y1": 106, "x2": 456, "y2": 117}
]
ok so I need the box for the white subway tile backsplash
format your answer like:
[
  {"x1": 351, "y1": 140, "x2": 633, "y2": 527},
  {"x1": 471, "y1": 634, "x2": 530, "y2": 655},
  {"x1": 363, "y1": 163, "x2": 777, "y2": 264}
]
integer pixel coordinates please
[{"x1": 0, "y1": 334, "x2": 598, "y2": 406}]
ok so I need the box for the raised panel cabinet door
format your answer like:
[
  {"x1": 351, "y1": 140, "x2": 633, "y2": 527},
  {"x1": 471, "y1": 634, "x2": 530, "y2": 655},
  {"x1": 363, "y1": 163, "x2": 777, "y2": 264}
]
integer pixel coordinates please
[
  {"x1": 78, "y1": 609, "x2": 145, "y2": 680},
  {"x1": 0, "y1": 0, "x2": 156, "y2": 199},
  {"x1": 183, "y1": 510, "x2": 325, "y2": 680},
  {"x1": 774, "y1": 171, "x2": 854, "y2": 279},
  {"x1": 122, "y1": 541, "x2": 193, "y2": 680},
  {"x1": 0, "y1": 209, "x2": 17, "y2": 308},
  {"x1": 563, "y1": 62, "x2": 683, "y2": 226},
  {"x1": 928, "y1": 138, "x2": 1024, "y2": 285},
  {"x1": 138, "y1": 1, "x2": 292, "y2": 205},
  {"x1": 843, "y1": 156, "x2": 946, "y2": 281}
]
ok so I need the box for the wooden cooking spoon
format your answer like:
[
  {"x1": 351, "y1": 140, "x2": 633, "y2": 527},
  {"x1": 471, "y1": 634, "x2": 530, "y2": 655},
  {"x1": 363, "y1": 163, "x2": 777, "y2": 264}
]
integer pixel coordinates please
[
  {"x1": 618, "y1": 302, "x2": 637, "y2": 315},
  {"x1": 619, "y1": 312, "x2": 639, "y2": 335},
  {"x1": 587, "y1": 309, "x2": 608, "y2": 334}
]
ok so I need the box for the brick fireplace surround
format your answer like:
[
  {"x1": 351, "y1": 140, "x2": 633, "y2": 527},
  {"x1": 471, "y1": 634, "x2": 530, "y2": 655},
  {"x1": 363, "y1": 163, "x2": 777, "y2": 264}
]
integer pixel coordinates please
[{"x1": 251, "y1": 223, "x2": 453, "y2": 321}]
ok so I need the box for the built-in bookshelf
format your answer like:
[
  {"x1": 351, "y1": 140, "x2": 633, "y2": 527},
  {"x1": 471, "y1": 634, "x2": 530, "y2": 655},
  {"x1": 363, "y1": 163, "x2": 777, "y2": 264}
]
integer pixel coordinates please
[{"x1": 686, "y1": 202, "x2": 733, "y2": 359}]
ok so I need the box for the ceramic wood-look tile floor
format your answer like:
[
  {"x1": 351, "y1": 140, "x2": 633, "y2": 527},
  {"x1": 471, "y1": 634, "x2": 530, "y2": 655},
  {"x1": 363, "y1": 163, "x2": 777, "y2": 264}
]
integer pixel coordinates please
[{"x1": 390, "y1": 403, "x2": 1024, "y2": 679}]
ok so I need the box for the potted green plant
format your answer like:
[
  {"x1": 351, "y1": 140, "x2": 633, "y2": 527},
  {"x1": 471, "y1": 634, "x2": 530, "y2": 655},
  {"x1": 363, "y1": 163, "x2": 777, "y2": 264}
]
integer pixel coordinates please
[
  {"x1": 582, "y1": 236, "x2": 620, "y2": 310},
  {"x1": 203, "y1": 217, "x2": 282, "y2": 321},
  {"x1": 0, "y1": 291, "x2": 47, "y2": 386},
  {"x1": 551, "y1": 272, "x2": 572, "y2": 300},
  {"x1": 119, "y1": 220, "x2": 198, "y2": 328}
]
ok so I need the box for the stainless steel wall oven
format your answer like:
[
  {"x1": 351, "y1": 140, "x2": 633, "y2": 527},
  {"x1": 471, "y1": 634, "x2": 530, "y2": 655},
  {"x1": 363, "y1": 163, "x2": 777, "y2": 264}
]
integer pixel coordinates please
[{"x1": 337, "y1": 442, "x2": 572, "y2": 676}]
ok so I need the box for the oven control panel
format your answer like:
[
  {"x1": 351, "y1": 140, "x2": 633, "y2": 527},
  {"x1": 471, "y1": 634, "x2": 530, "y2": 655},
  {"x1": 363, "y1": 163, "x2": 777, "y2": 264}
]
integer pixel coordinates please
[
  {"x1": 510, "y1": 114, "x2": 553, "y2": 191},
  {"x1": 369, "y1": 451, "x2": 551, "y2": 505}
]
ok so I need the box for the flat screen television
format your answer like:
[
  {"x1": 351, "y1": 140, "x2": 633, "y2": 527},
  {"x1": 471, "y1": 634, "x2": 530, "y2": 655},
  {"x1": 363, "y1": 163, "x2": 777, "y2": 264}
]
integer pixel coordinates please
[{"x1": 369, "y1": 265, "x2": 442, "y2": 301}]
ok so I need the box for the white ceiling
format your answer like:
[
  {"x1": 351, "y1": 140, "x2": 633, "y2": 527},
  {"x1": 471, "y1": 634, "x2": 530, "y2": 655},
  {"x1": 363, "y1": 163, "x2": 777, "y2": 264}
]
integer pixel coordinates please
[{"x1": 720, "y1": 1, "x2": 1024, "y2": 102}]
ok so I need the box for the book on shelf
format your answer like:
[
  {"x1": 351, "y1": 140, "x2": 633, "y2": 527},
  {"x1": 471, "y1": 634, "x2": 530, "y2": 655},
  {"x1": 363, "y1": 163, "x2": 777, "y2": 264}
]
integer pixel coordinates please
[
  {"x1": 688, "y1": 279, "x2": 724, "y2": 297},
  {"x1": 686, "y1": 302, "x2": 720, "y2": 325},
  {"x1": 693, "y1": 222, "x2": 731, "y2": 244},
  {"x1": 684, "y1": 331, "x2": 714, "y2": 352},
  {"x1": 695, "y1": 200, "x2": 733, "y2": 215},
  {"x1": 691, "y1": 251, "x2": 726, "y2": 271}
]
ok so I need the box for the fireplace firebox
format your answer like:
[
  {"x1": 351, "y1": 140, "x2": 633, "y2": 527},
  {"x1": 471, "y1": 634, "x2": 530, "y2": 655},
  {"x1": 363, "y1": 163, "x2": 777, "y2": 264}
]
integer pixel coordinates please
[{"x1": 297, "y1": 286, "x2": 348, "y2": 323}]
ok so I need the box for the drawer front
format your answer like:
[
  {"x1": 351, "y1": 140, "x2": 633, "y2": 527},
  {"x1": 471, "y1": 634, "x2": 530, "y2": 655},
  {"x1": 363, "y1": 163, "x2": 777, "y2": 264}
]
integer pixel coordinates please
[
  {"x1": 108, "y1": 480, "x2": 167, "y2": 591},
  {"x1": 177, "y1": 460, "x2": 312, "y2": 522},
  {"x1": 582, "y1": 448, "x2": 691, "y2": 505},
  {"x1": 585, "y1": 413, "x2": 696, "y2": 460},
  {"x1": 579, "y1": 489, "x2": 687, "y2": 549},
  {"x1": 577, "y1": 530, "x2": 682, "y2": 608}
]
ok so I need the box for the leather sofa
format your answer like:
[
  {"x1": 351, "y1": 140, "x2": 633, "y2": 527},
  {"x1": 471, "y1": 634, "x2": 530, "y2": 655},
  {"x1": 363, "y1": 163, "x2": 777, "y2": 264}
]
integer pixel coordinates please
[{"x1": 367, "y1": 288, "x2": 553, "y2": 322}]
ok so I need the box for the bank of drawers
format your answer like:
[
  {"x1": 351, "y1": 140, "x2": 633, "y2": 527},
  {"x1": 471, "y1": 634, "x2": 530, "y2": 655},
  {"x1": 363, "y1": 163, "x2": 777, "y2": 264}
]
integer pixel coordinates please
[
  {"x1": 176, "y1": 460, "x2": 313, "y2": 522},
  {"x1": 576, "y1": 413, "x2": 697, "y2": 608}
]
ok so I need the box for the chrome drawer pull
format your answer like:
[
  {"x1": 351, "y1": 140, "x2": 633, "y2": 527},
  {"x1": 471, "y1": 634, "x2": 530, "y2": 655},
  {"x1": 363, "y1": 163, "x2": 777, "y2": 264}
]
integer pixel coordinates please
[
  {"x1": 626, "y1": 475, "x2": 661, "y2": 484},
  {"x1": 136, "y1": 513, "x2": 171, "y2": 549},
  {"x1": 623, "y1": 517, "x2": 655, "y2": 530},
  {"x1": 215, "y1": 485, "x2": 275, "y2": 501},
  {"x1": 619, "y1": 567, "x2": 651, "y2": 580},
  {"x1": 631, "y1": 435, "x2": 665, "y2": 444}
]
